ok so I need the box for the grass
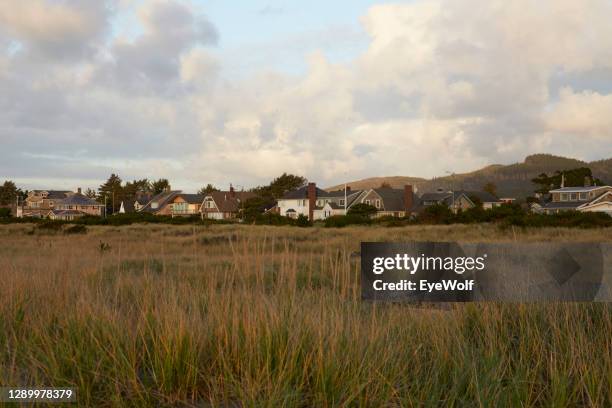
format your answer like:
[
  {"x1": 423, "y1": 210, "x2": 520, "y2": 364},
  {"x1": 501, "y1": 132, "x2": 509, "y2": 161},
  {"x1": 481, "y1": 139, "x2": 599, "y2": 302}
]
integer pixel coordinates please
[{"x1": 0, "y1": 223, "x2": 611, "y2": 407}]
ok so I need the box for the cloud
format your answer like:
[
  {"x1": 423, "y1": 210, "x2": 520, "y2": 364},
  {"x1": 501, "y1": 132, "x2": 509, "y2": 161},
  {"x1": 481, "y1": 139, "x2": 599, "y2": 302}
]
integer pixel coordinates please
[
  {"x1": 1, "y1": 0, "x2": 612, "y2": 191},
  {"x1": 0, "y1": 0, "x2": 111, "y2": 61}
]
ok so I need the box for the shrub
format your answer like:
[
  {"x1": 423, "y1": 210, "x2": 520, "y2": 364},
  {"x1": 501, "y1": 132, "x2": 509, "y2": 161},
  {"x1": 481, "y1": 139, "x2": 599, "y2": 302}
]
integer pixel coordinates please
[
  {"x1": 0, "y1": 208, "x2": 11, "y2": 218},
  {"x1": 347, "y1": 203, "x2": 378, "y2": 218},
  {"x1": 295, "y1": 214, "x2": 312, "y2": 227}
]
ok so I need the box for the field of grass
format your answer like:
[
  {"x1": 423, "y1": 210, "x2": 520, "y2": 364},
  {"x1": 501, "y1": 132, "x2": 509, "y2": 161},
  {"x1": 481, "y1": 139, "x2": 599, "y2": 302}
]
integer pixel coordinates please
[{"x1": 0, "y1": 223, "x2": 611, "y2": 407}]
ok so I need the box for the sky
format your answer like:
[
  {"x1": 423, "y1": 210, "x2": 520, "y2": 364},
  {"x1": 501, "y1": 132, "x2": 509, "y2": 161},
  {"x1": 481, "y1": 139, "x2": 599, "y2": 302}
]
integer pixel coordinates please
[{"x1": 1, "y1": 0, "x2": 612, "y2": 192}]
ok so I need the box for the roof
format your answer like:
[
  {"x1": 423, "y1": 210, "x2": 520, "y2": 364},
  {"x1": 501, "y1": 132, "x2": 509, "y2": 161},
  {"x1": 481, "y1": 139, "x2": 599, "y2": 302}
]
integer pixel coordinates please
[
  {"x1": 206, "y1": 191, "x2": 257, "y2": 212},
  {"x1": 281, "y1": 185, "x2": 328, "y2": 200},
  {"x1": 57, "y1": 193, "x2": 102, "y2": 206},
  {"x1": 550, "y1": 186, "x2": 609, "y2": 193},
  {"x1": 32, "y1": 190, "x2": 72, "y2": 199},
  {"x1": 542, "y1": 201, "x2": 583, "y2": 209},
  {"x1": 139, "y1": 190, "x2": 182, "y2": 213},
  {"x1": 456, "y1": 191, "x2": 501, "y2": 203},
  {"x1": 176, "y1": 194, "x2": 204, "y2": 204},
  {"x1": 374, "y1": 187, "x2": 421, "y2": 212},
  {"x1": 420, "y1": 192, "x2": 452, "y2": 202}
]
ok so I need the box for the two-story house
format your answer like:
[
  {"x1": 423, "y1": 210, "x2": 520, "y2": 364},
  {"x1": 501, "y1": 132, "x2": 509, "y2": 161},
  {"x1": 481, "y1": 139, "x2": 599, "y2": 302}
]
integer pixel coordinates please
[
  {"x1": 542, "y1": 185, "x2": 612, "y2": 215},
  {"x1": 200, "y1": 187, "x2": 256, "y2": 220},
  {"x1": 277, "y1": 183, "x2": 363, "y2": 221},
  {"x1": 22, "y1": 189, "x2": 103, "y2": 220}
]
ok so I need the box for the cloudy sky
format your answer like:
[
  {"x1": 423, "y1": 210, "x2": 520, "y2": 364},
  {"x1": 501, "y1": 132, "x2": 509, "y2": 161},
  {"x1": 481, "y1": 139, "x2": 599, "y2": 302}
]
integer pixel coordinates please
[{"x1": 1, "y1": 0, "x2": 612, "y2": 191}]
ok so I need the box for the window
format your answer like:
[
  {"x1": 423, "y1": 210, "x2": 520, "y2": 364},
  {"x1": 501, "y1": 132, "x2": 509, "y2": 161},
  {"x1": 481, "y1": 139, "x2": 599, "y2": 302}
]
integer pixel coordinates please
[
  {"x1": 375, "y1": 199, "x2": 381, "y2": 208},
  {"x1": 579, "y1": 192, "x2": 588, "y2": 200},
  {"x1": 339, "y1": 199, "x2": 345, "y2": 206},
  {"x1": 560, "y1": 193, "x2": 568, "y2": 202},
  {"x1": 365, "y1": 200, "x2": 370, "y2": 205},
  {"x1": 570, "y1": 193, "x2": 578, "y2": 201}
]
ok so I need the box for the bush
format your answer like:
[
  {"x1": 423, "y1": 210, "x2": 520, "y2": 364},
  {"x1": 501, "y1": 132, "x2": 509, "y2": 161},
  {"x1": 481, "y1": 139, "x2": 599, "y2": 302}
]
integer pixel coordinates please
[
  {"x1": 0, "y1": 208, "x2": 11, "y2": 218},
  {"x1": 295, "y1": 214, "x2": 312, "y2": 227},
  {"x1": 347, "y1": 203, "x2": 378, "y2": 218}
]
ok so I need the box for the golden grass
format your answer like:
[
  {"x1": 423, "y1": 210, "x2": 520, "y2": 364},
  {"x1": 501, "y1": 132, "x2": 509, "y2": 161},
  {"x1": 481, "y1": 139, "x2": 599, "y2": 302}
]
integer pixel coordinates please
[{"x1": 0, "y1": 224, "x2": 610, "y2": 407}]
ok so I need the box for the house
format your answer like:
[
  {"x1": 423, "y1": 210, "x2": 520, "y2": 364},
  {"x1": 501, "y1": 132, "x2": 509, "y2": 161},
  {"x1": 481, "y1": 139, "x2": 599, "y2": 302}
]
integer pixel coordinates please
[
  {"x1": 138, "y1": 190, "x2": 182, "y2": 215},
  {"x1": 22, "y1": 189, "x2": 103, "y2": 219},
  {"x1": 200, "y1": 187, "x2": 256, "y2": 220},
  {"x1": 348, "y1": 185, "x2": 421, "y2": 218},
  {"x1": 22, "y1": 190, "x2": 73, "y2": 218},
  {"x1": 540, "y1": 186, "x2": 612, "y2": 215},
  {"x1": 277, "y1": 183, "x2": 363, "y2": 220},
  {"x1": 420, "y1": 189, "x2": 502, "y2": 212},
  {"x1": 169, "y1": 194, "x2": 204, "y2": 217},
  {"x1": 278, "y1": 183, "x2": 420, "y2": 220}
]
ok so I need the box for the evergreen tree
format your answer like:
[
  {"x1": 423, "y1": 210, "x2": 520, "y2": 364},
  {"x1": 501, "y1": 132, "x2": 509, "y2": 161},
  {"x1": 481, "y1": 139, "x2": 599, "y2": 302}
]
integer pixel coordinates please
[
  {"x1": 198, "y1": 184, "x2": 219, "y2": 195},
  {"x1": 0, "y1": 180, "x2": 19, "y2": 206},
  {"x1": 98, "y1": 174, "x2": 124, "y2": 214},
  {"x1": 152, "y1": 179, "x2": 171, "y2": 195}
]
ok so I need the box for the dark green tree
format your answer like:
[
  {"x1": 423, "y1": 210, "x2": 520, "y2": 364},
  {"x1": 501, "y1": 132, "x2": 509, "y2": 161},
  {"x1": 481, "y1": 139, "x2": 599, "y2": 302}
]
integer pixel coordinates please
[
  {"x1": 347, "y1": 203, "x2": 378, "y2": 218},
  {"x1": 0, "y1": 180, "x2": 19, "y2": 206},
  {"x1": 198, "y1": 184, "x2": 219, "y2": 195},
  {"x1": 98, "y1": 174, "x2": 124, "y2": 214},
  {"x1": 483, "y1": 182, "x2": 497, "y2": 197},
  {"x1": 532, "y1": 167, "x2": 603, "y2": 194},
  {"x1": 152, "y1": 179, "x2": 171, "y2": 195}
]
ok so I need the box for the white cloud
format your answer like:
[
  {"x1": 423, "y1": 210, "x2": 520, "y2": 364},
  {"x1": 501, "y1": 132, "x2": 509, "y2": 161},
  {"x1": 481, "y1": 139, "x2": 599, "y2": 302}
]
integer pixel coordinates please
[{"x1": 1, "y1": 0, "x2": 612, "y2": 191}]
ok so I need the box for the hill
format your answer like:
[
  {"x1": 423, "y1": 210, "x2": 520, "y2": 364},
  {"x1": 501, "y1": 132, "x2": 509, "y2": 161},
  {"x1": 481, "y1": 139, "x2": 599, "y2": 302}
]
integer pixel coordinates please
[{"x1": 327, "y1": 154, "x2": 612, "y2": 198}]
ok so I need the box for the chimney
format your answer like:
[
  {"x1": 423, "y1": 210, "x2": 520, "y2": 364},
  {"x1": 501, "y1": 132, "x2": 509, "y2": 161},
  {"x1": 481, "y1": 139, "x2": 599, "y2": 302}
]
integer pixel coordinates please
[
  {"x1": 584, "y1": 176, "x2": 592, "y2": 187},
  {"x1": 229, "y1": 184, "x2": 235, "y2": 198},
  {"x1": 77, "y1": 187, "x2": 82, "y2": 195},
  {"x1": 404, "y1": 185, "x2": 413, "y2": 213},
  {"x1": 346, "y1": 186, "x2": 351, "y2": 193},
  {"x1": 307, "y1": 182, "x2": 316, "y2": 221}
]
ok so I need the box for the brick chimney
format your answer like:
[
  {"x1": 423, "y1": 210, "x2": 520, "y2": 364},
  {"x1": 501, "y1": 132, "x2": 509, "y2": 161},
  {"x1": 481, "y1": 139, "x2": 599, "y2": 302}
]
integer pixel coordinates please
[
  {"x1": 404, "y1": 185, "x2": 413, "y2": 214},
  {"x1": 307, "y1": 182, "x2": 316, "y2": 221},
  {"x1": 346, "y1": 186, "x2": 351, "y2": 193},
  {"x1": 77, "y1": 187, "x2": 82, "y2": 195},
  {"x1": 229, "y1": 184, "x2": 235, "y2": 199}
]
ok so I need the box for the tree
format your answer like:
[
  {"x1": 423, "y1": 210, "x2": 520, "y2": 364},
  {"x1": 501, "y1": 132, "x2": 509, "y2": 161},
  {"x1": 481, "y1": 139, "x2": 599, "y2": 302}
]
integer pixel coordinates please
[
  {"x1": 483, "y1": 182, "x2": 497, "y2": 197},
  {"x1": 85, "y1": 188, "x2": 97, "y2": 199},
  {"x1": 532, "y1": 167, "x2": 603, "y2": 194},
  {"x1": 246, "y1": 173, "x2": 307, "y2": 218},
  {"x1": 198, "y1": 184, "x2": 219, "y2": 195},
  {"x1": 0, "y1": 180, "x2": 19, "y2": 206},
  {"x1": 379, "y1": 181, "x2": 391, "y2": 188},
  {"x1": 98, "y1": 174, "x2": 123, "y2": 214},
  {"x1": 152, "y1": 179, "x2": 171, "y2": 195},
  {"x1": 347, "y1": 203, "x2": 378, "y2": 218}
]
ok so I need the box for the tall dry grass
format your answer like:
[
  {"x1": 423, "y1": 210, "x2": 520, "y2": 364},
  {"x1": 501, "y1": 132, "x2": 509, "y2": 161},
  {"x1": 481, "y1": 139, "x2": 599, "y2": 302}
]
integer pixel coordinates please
[{"x1": 0, "y1": 223, "x2": 611, "y2": 407}]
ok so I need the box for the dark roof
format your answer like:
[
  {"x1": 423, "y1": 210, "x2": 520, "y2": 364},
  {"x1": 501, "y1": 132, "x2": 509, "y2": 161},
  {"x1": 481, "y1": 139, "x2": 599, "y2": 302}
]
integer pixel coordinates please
[
  {"x1": 542, "y1": 201, "x2": 583, "y2": 209},
  {"x1": 177, "y1": 194, "x2": 204, "y2": 204},
  {"x1": 207, "y1": 191, "x2": 257, "y2": 212},
  {"x1": 456, "y1": 191, "x2": 501, "y2": 203},
  {"x1": 139, "y1": 190, "x2": 181, "y2": 213},
  {"x1": 32, "y1": 190, "x2": 72, "y2": 199},
  {"x1": 281, "y1": 186, "x2": 328, "y2": 199},
  {"x1": 372, "y1": 187, "x2": 421, "y2": 212},
  {"x1": 550, "y1": 186, "x2": 608, "y2": 193},
  {"x1": 420, "y1": 192, "x2": 452, "y2": 202},
  {"x1": 58, "y1": 193, "x2": 102, "y2": 206}
]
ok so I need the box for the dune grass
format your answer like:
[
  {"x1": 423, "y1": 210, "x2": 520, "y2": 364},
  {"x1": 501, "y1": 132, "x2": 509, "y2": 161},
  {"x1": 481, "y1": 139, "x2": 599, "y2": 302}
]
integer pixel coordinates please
[{"x1": 0, "y1": 223, "x2": 610, "y2": 407}]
